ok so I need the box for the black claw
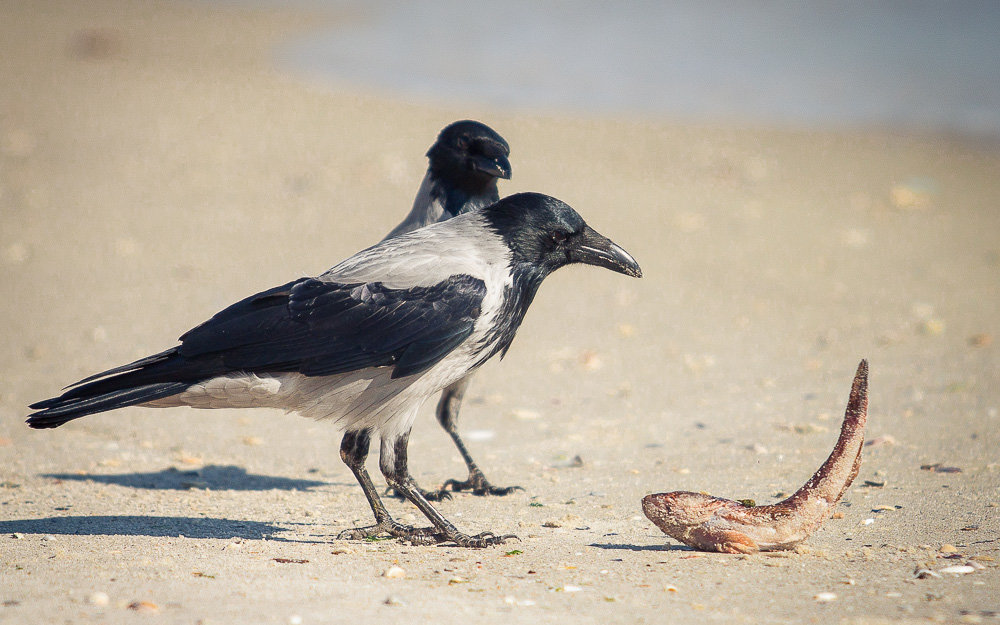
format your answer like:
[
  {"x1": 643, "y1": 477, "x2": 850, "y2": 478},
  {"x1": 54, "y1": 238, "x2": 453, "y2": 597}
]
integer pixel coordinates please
[
  {"x1": 442, "y1": 532, "x2": 518, "y2": 548},
  {"x1": 480, "y1": 485, "x2": 525, "y2": 496},
  {"x1": 429, "y1": 489, "x2": 454, "y2": 502},
  {"x1": 443, "y1": 477, "x2": 524, "y2": 497}
]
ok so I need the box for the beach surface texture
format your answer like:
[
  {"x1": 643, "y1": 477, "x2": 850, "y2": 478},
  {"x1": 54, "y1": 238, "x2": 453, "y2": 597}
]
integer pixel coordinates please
[{"x1": 1, "y1": 2, "x2": 998, "y2": 623}]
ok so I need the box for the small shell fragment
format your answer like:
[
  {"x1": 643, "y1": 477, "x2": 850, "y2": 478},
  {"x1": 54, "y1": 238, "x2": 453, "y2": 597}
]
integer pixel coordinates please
[
  {"x1": 939, "y1": 565, "x2": 975, "y2": 575},
  {"x1": 383, "y1": 566, "x2": 405, "y2": 578},
  {"x1": 511, "y1": 409, "x2": 540, "y2": 420},
  {"x1": 968, "y1": 333, "x2": 993, "y2": 348},
  {"x1": 814, "y1": 592, "x2": 837, "y2": 602},
  {"x1": 579, "y1": 351, "x2": 603, "y2": 371},
  {"x1": 88, "y1": 592, "x2": 110, "y2": 606}
]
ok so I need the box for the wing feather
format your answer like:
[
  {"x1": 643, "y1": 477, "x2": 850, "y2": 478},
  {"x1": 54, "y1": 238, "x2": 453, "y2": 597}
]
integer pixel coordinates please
[{"x1": 177, "y1": 274, "x2": 486, "y2": 379}]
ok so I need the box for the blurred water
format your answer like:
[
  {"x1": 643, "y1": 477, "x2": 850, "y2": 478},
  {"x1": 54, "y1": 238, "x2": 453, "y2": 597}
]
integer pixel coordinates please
[{"x1": 261, "y1": 1, "x2": 1000, "y2": 138}]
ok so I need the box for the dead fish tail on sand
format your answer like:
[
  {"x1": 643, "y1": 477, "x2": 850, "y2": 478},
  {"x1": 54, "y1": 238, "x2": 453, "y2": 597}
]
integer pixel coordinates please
[
  {"x1": 642, "y1": 359, "x2": 870, "y2": 553},
  {"x1": 784, "y1": 359, "x2": 868, "y2": 510}
]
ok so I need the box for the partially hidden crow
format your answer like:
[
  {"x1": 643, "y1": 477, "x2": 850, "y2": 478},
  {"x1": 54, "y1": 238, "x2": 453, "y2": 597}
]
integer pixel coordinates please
[
  {"x1": 385, "y1": 120, "x2": 520, "y2": 499},
  {"x1": 384, "y1": 120, "x2": 511, "y2": 240},
  {"x1": 27, "y1": 192, "x2": 641, "y2": 547}
]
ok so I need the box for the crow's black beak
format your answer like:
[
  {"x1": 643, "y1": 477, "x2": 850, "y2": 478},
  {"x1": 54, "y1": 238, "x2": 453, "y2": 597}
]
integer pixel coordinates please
[
  {"x1": 472, "y1": 153, "x2": 512, "y2": 180},
  {"x1": 569, "y1": 226, "x2": 642, "y2": 278}
]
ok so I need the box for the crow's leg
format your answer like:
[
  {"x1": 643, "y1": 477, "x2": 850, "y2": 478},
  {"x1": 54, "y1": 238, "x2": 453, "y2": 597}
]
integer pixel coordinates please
[
  {"x1": 383, "y1": 459, "x2": 453, "y2": 504},
  {"x1": 336, "y1": 429, "x2": 437, "y2": 542},
  {"x1": 384, "y1": 479, "x2": 453, "y2": 502},
  {"x1": 380, "y1": 430, "x2": 516, "y2": 548},
  {"x1": 437, "y1": 376, "x2": 522, "y2": 496}
]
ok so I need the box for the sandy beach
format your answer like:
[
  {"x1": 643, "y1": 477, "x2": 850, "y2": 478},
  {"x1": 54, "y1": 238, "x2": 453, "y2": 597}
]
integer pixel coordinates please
[{"x1": 1, "y1": 1, "x2": 998, "y2": 623}]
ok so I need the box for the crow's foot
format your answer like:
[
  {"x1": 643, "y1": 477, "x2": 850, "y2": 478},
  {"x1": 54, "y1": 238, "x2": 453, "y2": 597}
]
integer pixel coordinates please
[
  {"x1": 437, "y1": 530, "x2": 519, "y2": 548},
  {"x1": 337, "y1": 521, "x2": 440, "y2": 545},
  {"x1": 338, "y1": 522, "x2": 515, "y2": 548},
  {"x1": 443, "y1": 470, "x2": 523, "y2": 497}
]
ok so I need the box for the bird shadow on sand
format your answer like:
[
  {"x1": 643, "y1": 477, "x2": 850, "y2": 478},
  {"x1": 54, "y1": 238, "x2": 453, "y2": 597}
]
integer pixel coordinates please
[
  {"x1": 588, "y1": 542, "x2": 693, "y2": 553},
  {"x1": 42, "y1": 464, "x2": 334, "y2": 491},
  {"x1": 0, "y1": 515, "x2": 291, "y2": 540}
]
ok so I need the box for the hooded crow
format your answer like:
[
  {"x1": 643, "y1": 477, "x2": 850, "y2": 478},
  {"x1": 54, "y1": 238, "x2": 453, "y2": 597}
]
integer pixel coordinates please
[
  {"x1": 385, "y1": 120, "x2": 520, "y2": 499},
  {"x1": 383, "y1": 120, "x2": 511, "y2": 240},
  {"x1": 27, "y1": 192, "x2": 641, "y2": 547}
]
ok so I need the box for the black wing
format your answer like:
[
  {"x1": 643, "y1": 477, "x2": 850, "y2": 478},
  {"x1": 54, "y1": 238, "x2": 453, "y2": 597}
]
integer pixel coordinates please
[
  {"x1": 177, "y1": 273, "x2": 486, "y2": 379},
  {"x1": 26, "y1": 274, "x2": 486, "y2": 429}
]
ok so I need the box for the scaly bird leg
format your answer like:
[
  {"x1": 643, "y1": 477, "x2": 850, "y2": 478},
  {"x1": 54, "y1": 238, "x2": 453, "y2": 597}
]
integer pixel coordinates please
[
  {"x1": 380, "y1": 430, "x2": 517, "y2": 548},
  {"x1": 384, "y1": 478, "x2": 453, "y2": 502},
  {"x1": 336, "y1": 429, "x2": 438, "y2": 542},
  {"x1": 437, "y1": 377, "x2": 523, "y2": 496}
]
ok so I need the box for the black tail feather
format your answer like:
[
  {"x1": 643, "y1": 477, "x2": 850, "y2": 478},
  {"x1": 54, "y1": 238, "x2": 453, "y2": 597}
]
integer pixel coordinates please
[
  {"x1": 69, "y1": 348, "x2": 177, "y2": 387},
  {"x1": 26, "y1": 347, "x2": 210, "y2": 429},
  {"x1": 26, "y1": 382, "x2": 191, "y2": 429}
]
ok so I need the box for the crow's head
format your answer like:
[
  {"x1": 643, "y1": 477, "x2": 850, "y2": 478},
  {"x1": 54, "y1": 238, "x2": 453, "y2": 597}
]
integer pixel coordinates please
[
  {"x1": 484, "y1": 193, "x2": 642, "y2": 281},
  {"x1": 427, "y1": 120, "x2": 511, "y2": 192}
]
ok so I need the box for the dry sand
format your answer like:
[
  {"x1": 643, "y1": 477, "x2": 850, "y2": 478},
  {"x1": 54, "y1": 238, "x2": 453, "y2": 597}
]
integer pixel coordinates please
[{"x1": 1, "y1": 2, "x2": 998, "y2": 623}]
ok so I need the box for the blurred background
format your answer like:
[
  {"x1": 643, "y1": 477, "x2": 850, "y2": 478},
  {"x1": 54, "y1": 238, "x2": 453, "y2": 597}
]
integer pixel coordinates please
[{"x1": 263, "y1": 0, "x2": 1000, "y2": 141}]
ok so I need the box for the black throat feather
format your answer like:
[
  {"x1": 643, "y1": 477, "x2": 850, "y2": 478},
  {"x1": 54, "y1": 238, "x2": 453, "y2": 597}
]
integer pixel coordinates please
[
  {"x1": 431, "y1": 178, "x2": 499, "y2": 220},
  {"x1": 473, "y1": 262, "x2": 547, "y2": 368}
]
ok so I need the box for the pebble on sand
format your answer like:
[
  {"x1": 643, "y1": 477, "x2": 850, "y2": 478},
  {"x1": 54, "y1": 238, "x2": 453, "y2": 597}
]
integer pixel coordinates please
[
  {"x1": 3, "y1": 243, "x2": 29, "y2": 265},
  {"x1": 88, "y1": 592, "x2": 110, "y2": 606}
]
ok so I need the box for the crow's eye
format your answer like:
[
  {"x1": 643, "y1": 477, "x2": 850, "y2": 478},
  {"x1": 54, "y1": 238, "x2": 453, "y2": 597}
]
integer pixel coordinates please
[
  {"x1": 456, "y1": 136, "x2": 470, "y2": 151},
  {"x1": 550, "y1": 231, "x2": 568, "y2": 245}
]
